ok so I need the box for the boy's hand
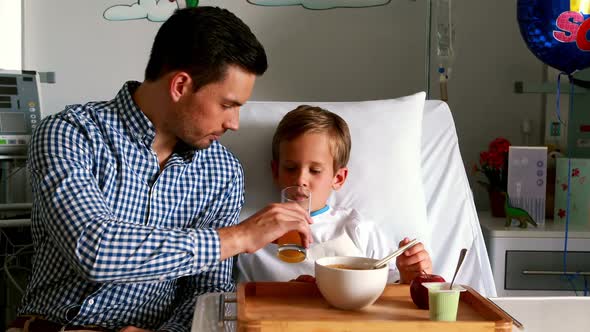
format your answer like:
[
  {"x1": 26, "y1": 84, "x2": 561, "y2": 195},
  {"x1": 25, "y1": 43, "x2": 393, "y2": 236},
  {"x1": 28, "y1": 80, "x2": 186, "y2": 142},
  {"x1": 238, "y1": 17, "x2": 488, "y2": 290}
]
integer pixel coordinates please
[
  {"x1": 290, "y1": 274, "x2": 316, "y2": 283},
  {"x1": 395, "y1": 237, "x2": 432, "y2": 284}
]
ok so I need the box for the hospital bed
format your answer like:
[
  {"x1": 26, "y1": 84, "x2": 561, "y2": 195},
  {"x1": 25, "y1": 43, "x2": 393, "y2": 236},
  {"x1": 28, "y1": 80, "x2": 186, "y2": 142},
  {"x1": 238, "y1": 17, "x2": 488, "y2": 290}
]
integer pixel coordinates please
[{"x1": 196, "y1": 93, "x2": 496, "y2": 330}]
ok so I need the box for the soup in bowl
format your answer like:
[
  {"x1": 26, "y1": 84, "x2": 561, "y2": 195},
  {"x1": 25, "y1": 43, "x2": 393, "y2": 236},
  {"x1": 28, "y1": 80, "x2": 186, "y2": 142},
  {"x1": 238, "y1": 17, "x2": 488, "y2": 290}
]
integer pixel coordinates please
[{"x1": 315, "y1": 256, "x2": 388, "y2": 310}]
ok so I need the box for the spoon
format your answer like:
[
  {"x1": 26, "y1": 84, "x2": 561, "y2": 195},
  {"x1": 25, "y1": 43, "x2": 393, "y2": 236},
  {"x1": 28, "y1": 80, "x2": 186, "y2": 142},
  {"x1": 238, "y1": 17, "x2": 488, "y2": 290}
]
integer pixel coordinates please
[
  {"x1": 373, "y1": 238, "x2": 419, "y2": 269},
  {"x1": 449, "y1": 248, "x2": 467, "y2": 290}
]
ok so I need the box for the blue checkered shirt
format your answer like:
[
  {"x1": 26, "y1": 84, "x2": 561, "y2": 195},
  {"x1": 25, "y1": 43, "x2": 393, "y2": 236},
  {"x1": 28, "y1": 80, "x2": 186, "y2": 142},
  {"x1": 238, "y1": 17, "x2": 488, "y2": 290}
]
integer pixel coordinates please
[{"x1": 19, "y1": 81, "x2": 243, "y2": 332}]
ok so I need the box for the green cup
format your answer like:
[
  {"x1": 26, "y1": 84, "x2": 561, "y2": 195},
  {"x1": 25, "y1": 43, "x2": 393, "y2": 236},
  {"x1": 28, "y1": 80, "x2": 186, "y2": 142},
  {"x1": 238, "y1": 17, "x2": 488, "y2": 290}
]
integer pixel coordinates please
[{"x1": 422, "y1": 282, "x2": 466, "y2": 321}]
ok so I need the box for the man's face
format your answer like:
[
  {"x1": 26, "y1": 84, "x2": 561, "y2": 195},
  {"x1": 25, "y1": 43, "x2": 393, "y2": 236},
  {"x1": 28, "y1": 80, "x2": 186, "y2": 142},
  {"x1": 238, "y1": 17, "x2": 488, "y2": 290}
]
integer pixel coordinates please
[
  {"x1": 272, "y1": 132, "x2": 347, "y2": 212},
  {"x1": 169, "y1": 65, "x2": 256, "y2": 149}
]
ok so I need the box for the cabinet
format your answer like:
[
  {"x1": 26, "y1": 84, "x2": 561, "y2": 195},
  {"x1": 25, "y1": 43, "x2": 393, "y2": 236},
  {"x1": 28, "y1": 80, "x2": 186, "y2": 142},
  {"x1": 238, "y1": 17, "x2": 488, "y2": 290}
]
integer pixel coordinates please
[{"x1": 479, "y1": 211, "x2": 590, "y2": 296}]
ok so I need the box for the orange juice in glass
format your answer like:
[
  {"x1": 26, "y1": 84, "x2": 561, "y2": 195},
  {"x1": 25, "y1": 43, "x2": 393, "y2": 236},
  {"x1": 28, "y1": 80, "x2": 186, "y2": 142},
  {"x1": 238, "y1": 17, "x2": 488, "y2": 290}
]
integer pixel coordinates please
[{"x1": 277, "y1": 186, "x2": 310, "y2": 263}]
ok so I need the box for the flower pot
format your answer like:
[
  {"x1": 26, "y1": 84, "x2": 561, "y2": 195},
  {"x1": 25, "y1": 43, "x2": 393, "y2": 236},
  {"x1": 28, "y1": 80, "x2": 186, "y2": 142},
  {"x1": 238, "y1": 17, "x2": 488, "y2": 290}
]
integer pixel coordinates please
[{"x1": 488, "y1": 190, "x2": 506, "y2": 218}]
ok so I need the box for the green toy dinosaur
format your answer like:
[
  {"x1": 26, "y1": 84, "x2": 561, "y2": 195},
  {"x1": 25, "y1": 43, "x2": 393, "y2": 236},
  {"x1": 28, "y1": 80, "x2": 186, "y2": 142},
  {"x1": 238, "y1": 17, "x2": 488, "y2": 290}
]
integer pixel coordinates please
[{"x1": 501, "y1": 192, "x2": 538, "y2": 228}]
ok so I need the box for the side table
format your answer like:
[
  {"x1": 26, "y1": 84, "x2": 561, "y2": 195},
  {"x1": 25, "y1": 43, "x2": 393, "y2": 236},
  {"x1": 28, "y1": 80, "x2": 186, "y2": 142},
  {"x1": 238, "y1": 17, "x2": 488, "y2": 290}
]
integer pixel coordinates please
[{"x1": 479, "y1": 211, "x2": 590, "y2": 297}]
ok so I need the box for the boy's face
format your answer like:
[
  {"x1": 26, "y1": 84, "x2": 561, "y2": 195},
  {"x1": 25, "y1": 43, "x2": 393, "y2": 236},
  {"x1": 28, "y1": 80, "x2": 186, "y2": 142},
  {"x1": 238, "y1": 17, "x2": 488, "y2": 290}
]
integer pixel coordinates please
[{"x1": 272, "y1": 132, "x2": 348, "y2": 212}]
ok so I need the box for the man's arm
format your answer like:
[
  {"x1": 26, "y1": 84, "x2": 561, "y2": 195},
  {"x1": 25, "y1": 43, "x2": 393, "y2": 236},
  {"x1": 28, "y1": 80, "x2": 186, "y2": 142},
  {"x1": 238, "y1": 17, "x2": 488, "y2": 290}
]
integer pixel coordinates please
[
  {"x1": 29, "y1": 115, "x2": 221, "y2": 283},
  {"x1": 157, "y1": 173, "x2": 243, "y2": 332},
  {"x1": 155, "y1": 172, "x2": 317, "y2": 331},
  {"x1": 156, "y1": 257, "x2": 235, "y2": 332},
  {"x1": 217, "y1": 202, "x2": 315, "y2": 260}
]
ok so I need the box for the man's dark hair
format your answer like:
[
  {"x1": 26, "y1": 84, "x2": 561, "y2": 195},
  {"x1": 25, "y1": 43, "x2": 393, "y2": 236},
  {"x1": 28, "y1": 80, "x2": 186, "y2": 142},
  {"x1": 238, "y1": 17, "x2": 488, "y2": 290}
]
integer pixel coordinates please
[{"x1": 145, "y1": 6, "x2": 268, "y2": 90}]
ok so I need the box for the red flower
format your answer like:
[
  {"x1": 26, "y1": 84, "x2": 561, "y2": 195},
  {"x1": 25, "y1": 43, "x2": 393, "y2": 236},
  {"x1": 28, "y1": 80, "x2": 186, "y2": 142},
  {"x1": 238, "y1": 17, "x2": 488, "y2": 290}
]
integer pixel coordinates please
[
  {"x1": 558, "y1": 209, "x2": 566, "y2": 219},
  {"x1": 489, "y1": 138, "x2": 511, "y2": 154},
  {"x1": 475, "y1": 137, "x2": 511, "y2": 192},
  {"x1": 561, "y1": 183, "x2": 568, "y2": 191},
  {"x1": 572, "y1": 168, "x2": 580, "y2": 177},
  {"x1": 488, "y1": 151, "x2": 505, "y2": 169}
]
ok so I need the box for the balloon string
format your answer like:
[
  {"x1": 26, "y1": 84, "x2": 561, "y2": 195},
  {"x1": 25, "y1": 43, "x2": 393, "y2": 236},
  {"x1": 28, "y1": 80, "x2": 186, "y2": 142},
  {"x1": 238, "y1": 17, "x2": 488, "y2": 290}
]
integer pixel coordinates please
[{"x1": 555, "y1": 73, "x2": 588, "y2": 296}]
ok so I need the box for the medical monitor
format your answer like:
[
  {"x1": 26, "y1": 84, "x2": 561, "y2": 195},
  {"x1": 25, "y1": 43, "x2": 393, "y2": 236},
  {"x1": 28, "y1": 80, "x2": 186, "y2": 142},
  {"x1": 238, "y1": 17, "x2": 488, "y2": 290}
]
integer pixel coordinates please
[{"x1": 0, "y1": 70, "x2": 42, "y2": 155}]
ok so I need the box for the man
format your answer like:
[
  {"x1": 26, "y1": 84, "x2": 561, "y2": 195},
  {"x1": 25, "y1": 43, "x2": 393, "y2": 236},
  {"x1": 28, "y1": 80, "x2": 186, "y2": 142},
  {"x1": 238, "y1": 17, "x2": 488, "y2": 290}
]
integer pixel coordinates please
[{"x1": 9, "y1": 7, "x2": 312, "y2": 332}]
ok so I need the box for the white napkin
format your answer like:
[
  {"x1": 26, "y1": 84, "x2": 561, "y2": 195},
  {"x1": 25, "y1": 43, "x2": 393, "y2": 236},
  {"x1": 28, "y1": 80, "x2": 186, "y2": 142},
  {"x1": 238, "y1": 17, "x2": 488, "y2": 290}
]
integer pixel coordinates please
[{"x1": 306, "y1": 231, "x2": 364, "y2": 262}]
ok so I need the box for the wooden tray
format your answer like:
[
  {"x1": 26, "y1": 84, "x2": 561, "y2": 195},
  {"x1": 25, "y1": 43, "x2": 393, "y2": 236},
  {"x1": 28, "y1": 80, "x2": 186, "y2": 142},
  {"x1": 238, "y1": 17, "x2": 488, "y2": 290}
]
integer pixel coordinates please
[{"x1": 237, "y1": 282, "x2": 512, "y2": 332}]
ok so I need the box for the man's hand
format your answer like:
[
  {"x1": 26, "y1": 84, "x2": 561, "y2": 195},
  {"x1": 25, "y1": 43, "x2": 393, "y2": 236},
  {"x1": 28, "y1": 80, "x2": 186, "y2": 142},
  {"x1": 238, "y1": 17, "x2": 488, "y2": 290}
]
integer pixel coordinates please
[
  {"x1": 218, "y1": 202, "x2": 313, "y2": 260},
  {"x1": 395, "y1": 237, "x2": 432, "y2": 284},
  {"x1": 119, "y1": 327, "x2": 153, "y2": 332}
]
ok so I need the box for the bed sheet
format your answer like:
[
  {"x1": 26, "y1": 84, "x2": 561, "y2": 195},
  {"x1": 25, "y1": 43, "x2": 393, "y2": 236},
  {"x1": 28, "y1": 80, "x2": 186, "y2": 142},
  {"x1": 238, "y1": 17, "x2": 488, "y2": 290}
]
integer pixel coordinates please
[{"x1": 421, "y1": 100, "x2": 496, "y2": 297}]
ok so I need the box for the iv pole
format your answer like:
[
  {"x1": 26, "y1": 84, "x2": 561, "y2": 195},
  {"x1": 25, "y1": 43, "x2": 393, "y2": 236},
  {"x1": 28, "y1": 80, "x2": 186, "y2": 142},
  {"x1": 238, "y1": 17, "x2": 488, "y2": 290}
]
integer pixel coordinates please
[
  {"x1": 425, "y1": 0, "x2": 432, "y2": 99},
  {"x1": 410, "y1": 0, "x2": 432, "y2": 99}
]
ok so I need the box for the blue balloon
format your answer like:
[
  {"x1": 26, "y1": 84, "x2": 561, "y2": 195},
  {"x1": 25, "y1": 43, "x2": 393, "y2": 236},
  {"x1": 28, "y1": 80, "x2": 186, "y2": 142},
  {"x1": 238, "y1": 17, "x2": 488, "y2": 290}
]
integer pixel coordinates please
[{"x1": 517, "y1": 0, "x2": 590, "y2": 74}]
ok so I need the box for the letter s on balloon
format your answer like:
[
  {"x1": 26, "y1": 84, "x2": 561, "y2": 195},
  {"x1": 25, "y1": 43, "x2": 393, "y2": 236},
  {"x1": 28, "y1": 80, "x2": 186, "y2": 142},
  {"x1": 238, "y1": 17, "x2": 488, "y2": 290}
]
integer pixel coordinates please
[{"x1": 553, "y1": 11, "x2": 584, "y2": 43}]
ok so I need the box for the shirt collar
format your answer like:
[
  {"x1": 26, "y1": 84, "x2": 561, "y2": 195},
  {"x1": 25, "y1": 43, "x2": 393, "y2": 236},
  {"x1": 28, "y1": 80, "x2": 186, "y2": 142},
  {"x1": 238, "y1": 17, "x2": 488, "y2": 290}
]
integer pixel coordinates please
[
  {"x1": 116, "y1": 81, "x2": 196, "y2": 163},
  {"x1": 311, "y1": 205, "x2": 330, "y2": 217}
]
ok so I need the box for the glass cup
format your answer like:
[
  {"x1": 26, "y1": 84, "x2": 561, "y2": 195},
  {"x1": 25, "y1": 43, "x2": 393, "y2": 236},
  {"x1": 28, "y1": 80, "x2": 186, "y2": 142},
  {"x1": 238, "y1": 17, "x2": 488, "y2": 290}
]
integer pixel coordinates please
[
  {"x1": 422, "y1": 282, "x2": 467, "y2": 321},
  {"x1": 277, "y1": 186, "x2": 311, "y2": 263}
]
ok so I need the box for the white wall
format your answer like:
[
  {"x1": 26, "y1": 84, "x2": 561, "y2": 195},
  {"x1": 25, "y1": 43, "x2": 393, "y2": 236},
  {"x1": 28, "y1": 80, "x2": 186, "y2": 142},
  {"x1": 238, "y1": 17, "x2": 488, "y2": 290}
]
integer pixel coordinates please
[
  {"x1": 22, "y1": 0, "x2": 545, "y2": 210},
  {"x1": 0, "y1": 0, "x2": 22, "y2": 70},
  {"x1": 23, "y1": 0, "x2": 425, "y2": 112},
  {"x1": 441, "y1": 0, "x2": 543, "y2": 209}
]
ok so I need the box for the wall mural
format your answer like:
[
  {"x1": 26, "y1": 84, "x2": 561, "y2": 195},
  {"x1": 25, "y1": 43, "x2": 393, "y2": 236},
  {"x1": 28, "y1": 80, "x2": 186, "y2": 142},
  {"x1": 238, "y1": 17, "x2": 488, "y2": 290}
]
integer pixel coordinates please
[
  {"x1": 247, "y1": 0, "x2": 391, "y2": 10},
  {"x1": 103, "y1": 0, "x2": 390, "y2": 22},
  {"x1": 104, "y1": 0, "x2": 198, "y2": 22}
]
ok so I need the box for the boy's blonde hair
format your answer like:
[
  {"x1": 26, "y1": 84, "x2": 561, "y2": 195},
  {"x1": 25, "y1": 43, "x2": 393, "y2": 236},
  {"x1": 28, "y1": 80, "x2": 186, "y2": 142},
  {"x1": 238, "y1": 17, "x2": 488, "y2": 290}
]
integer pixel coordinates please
[{"x1": 272, "y1": 105, "x2": 351, "y2": 171}]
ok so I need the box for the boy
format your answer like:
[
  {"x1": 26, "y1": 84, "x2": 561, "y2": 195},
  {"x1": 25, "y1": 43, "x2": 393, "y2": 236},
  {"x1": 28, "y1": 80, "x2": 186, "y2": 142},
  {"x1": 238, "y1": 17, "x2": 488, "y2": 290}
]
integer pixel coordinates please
[{"x1": 237, "y1": 105, "x2": 432, "y2": 283}]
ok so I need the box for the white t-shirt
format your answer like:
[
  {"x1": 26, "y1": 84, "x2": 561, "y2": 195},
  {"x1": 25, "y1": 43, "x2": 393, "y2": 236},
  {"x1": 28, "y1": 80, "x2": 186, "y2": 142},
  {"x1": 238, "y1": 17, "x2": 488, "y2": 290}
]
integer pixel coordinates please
[{"x1": 236, "y1": 206, "x2": 399, "y2": 283}]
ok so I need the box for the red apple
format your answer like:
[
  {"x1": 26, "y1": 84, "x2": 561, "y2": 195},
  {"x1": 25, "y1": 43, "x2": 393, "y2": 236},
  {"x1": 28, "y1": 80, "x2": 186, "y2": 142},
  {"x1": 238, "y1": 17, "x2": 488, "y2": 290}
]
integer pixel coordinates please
[{"x1": 410, "y1": 273, "x2": 446, "y2": 309}]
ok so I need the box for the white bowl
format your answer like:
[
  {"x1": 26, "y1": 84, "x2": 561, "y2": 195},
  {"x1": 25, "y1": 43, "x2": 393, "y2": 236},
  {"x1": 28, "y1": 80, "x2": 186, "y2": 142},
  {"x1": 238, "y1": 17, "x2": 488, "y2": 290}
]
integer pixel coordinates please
[{"x1": 315, "y1": 256, "x2": 388, "y2": 310}]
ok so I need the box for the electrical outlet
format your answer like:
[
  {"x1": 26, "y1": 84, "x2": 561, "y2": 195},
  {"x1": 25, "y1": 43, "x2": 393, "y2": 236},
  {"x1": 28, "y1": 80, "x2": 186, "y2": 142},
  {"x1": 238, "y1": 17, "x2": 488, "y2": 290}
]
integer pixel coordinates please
[{"x1": 550, "y1": 122, "x2": 561, "y2": 136}]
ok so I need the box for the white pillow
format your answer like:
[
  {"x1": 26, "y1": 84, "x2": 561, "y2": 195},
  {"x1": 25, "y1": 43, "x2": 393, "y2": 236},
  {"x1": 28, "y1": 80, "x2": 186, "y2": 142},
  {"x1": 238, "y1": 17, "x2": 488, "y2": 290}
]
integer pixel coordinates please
[{"x1": 220, "y1": 92, "x2": 429, "y2": 246}]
